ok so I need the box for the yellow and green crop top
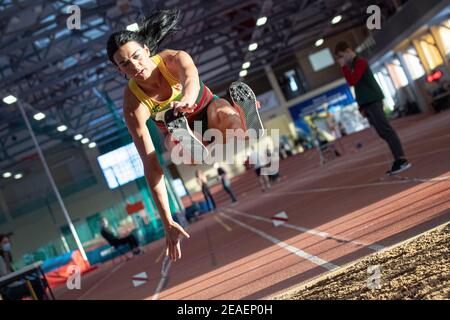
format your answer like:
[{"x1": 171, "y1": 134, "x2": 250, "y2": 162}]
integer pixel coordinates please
[{"x1": 128, "y1": 54, "x2": 218, "y2": 130}]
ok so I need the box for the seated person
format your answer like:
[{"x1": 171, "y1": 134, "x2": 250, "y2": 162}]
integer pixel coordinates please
[
  {"x1": 100, "y1": 218, "x2": 142, "y2": 256},
  {"x1": 0, "y1": 234, "x2": 47, "y2": 300}
]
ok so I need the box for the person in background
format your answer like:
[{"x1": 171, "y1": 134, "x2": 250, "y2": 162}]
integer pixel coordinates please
[
  {"x1": 335, "y1": 41, "x2": 411, "y2": 175},
  {"x1": 326, "y1": 113, "x2": 342, "y2": 139},
  {"x1": 100, "y1": 217, "x2": 143, "y2": 256},
  {"x1": 338, "y1": 122, "x2": 347, "y2": 136},
  {"x1": 195, "y1": 170, "x2": 217, "y2": 212},
  {"x1": 430, "y1": 77, "x2": 450, "y2": 112},
  {"x1": 216, "y1": 165, "x2": 237, "y2": 203},
  {"x1": 265, "y1": 146, "x2": 281, "y2": 184},
  {"x1": 248, "y1": 146, "x2": 271, "y2": 192},
  {"x1": 0, "y1": 234, "x2": 47, "y2": 300},
  {"x1": 279, "y1": 135, "x2": 293, "y2": 159}
]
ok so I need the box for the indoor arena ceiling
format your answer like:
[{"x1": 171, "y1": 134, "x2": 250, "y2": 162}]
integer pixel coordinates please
[{"x1": 0, "y1": 0, "x2": 402, "y2": 176}]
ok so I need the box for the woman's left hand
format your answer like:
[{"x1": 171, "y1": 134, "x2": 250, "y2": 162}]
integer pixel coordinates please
[
  {"x1": 171, "y1": 100, "x2": 197, "y2": 116},
  {"x1": 164, "y1": 221, "x2": 190, "y2": 262}
]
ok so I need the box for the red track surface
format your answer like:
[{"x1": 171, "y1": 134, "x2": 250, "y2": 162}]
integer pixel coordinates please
[{"x1": 54, "y1": 111, "x2": 450, "y2": 300}]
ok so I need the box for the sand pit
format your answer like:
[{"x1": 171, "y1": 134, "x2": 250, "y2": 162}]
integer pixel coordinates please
[{"x1": 273, "y1": 222, "x2": 450, "y2": 300}]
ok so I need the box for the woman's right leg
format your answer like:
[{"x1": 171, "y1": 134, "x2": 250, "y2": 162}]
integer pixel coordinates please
[
  {"x1": 207, "y1": 98, "x2": 246, "y2": 143},
  {"x1": 205, "y1": 82, "x2": 265, "y2": 143}
]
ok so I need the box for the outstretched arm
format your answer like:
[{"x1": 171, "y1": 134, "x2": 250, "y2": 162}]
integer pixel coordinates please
[
  {"x1": 174, "y1": 50, "x2": 200, "y2": 104},
  {"x1": 123, "y1": 89, "x2": 190, "y2": 261},
  {"x1": 161, "y1": 50, "x2": 201, "y2": 115}
]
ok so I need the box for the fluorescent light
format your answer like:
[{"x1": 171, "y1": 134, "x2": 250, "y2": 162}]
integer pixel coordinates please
[
  {"x1": 315, "y1": 38, "x2": 324, "y2": 47},
  {"x1": 81, "y1": 138, "x2": 90, "y2": 144},
  {"x1": 239, "y1": 70, "x2": 248, "y2": 77},
  {"x1": 256, "y1": 16, "x2": 267, "y2": 26},
  {"x1": 33, "y1": 112, "x2": 46, "y2": 121},
  {"x1": 2, "y1": 172, "x2": 12, "y2": 178},
  {"x1": 331, "y1": 15, "x2": 342, "y2": 24},
  {"x1": 57, "y1": 125, "x2": 68, "y2": 132},
  {"x1": 3, "y1": 95, "x2": 17, "y2": 104},
  {"x1": 126, "y1": 23, "x2": 139, "y2": 31},
  {"x1": 14, "y1": 173, "x2": 23, "y2": 180},
  {"x1": 74, "y1": 134, "x2": 83, "y2": 141},
  {"x1": 248, "y1": 43, "x2": 258, "y2": 51},
  {"x1": 242, "y1": 61, "x2": 251, "y2": 69},
  {"x1": 88, "y1": 142, "x2": 97, "y2": 148}
]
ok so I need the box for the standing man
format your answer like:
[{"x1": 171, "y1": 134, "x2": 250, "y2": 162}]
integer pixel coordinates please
[{"x1": 335, "y1": 41, "x2": 411, "y2": 175}]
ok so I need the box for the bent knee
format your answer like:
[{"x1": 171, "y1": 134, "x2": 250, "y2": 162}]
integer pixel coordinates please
[{"x1": 208, "y1": 99, "x2": 237, "y2": 119}]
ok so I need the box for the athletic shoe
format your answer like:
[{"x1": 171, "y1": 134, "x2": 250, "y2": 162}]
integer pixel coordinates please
[
  {"x1": 157, "y1": 108, "x2": 208, "y2": 163},
  {"x1": 387, "y1": 159, "x2": 412, "y2": 176},
  {"x1": 229, "y1": 81, "x2": 265, "y2": 139}
]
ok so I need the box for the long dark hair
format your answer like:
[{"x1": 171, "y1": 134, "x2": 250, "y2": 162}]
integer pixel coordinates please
[{"x1": 107, "y1": 9, "x2": 181, "y2": 65}]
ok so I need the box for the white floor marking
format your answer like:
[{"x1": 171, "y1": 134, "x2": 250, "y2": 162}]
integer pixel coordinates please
[
  {"x1": 224, "y1": 208, "x2": 385, "y2": 252},
  {"x1": 219, "y1": 212, "x2": 340, "y2": 271}
]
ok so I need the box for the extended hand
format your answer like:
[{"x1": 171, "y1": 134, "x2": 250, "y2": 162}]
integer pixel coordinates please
[
  {"x1": 170, "y1": 100, "x2": 198, "y2": 116},
  {"x1": 164, "y1": 221, "x2": 190, "y2": 262}
]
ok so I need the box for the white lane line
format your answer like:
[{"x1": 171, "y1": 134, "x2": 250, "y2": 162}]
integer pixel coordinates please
[
  {"x1": 214, "y1": 215, "x2": 233, "y2": 231},
  {"x1": 224, "y1": 208, "x2": 385, "y2": 252},
  {"x1": 238, "y1": 148, "x2": 450, "y2": 202},
  {"x1": 259, "y1": 179, "x2": 437, "y2": 197},
  {"x1": 338, "y1": 147, "x2": 450, "y2": 174},
  {"x1": 152, "y1": 255, "x2": 172, "y2": 300},
  {"x1": 219, "y1": 212, "x2": 340, "y2": 271},
  {"x1": 389, "y1": 175, "x2": 450, "y2": 183}
]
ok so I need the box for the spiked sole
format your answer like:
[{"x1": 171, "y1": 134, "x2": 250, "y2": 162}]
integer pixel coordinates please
[{"x1": 229, "y1": 81, "x2": 265, "y2": 139}]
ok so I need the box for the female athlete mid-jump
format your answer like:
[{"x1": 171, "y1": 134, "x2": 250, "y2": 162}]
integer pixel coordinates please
[{"x1": 106, "y1": 9, "x2": 264, "y2": 261}]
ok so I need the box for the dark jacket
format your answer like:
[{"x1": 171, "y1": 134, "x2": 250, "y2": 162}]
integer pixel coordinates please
[
  {"x1": 342, "y1": 56, "x2": 384, "y2": 106},
  {"x1": 100, "y1": 227, "x2": 119, "y2": 247}
]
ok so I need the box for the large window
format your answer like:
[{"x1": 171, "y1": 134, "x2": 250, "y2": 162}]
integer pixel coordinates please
[
  {"x1": 308, "y1": 48, "x2": 335, "y2": 72},
  {"x1": 403, "y1": 47, "x2": 426, "y2": 80},
  {"x1": 278, "y1": 67, "x2": 307, "y2": 100},
  {"x1": 285, "y1": 70, "x2": 299, "y2": 92},
  {"x1": 386, "y1": 59, "x2": 409, "y2": 89},
  {"x1": 438, "y1": 20, "x2": 450, "y2": 59},
  {"x1": 419, "y1": 33, "x2": 444, "y2": 69},
  {"x1": 274, "y1": 58, "x2": 308, "y2": 101},
  {"x1": 97, "y1": 143, "x2": 144, "y2": 189},
  {"x1": 374, "y1": 68, "x2": 396, "y2": 110}
]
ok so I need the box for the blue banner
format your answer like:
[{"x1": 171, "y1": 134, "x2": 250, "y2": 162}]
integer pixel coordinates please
[{"x1": 288, "y1": 84, "x2": 355, "y2": 120}]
